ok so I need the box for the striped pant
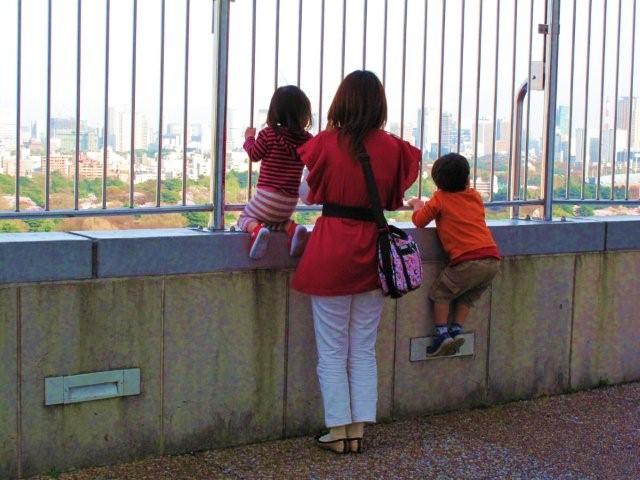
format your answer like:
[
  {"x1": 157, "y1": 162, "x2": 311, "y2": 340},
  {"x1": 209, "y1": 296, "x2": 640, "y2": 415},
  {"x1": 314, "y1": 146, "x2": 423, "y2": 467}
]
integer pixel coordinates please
[{"x1": 237, "y1": 188, "x2": 298, "y2": 232}]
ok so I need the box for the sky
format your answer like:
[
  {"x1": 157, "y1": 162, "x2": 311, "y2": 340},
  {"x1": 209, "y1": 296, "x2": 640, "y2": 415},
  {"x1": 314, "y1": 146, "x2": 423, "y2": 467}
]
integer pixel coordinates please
[{"x1": 0, "y1": 0, "x2": 638, "y2": 150}]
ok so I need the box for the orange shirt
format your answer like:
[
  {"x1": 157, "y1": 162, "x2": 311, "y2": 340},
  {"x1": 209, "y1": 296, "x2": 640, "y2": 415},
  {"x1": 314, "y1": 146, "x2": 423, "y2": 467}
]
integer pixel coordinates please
[{"x1": 412, "y1": 188, "x2": 499, "y2": 263}]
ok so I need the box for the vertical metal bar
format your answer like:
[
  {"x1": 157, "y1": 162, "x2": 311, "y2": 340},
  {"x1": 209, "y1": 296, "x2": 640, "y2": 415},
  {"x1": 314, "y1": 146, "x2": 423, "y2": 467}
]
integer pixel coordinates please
[
  {"x1": 45, "y1": 0, "x2": 52, "y2": 211},
  {"x1": 523, "y1": 0, "x2": 534, "y2": 200},
  {"x1": 341, "y1": 0, "x2": 346, "y2": 79},
  {"x1": 473, "y1": 0, "x2": 484, "y2": 187},
  {"x1": 297, "y1": 0, "x2": 302, "y2": 86},
  {"x1": 74, "y1": 0, "x2": 81, "y2": 211},
  {"x1": 418, "y1": 0, "x2": 429, "y2": 198},
  {"x1": 400, "y1": 0, "x2": 408, "y2": 139},
  {"x1": 275, "y1": 0, "x2": 280, "y2": 89},
  {"x1": 489, "y1": 0, "x2": 500, "y2": 201},
  {"x1": 382, "y1": 0, "x2": 388, "y2": 87},
  {"x1": 582, "y1": 0, "x2": 593, "y2": 199},
  {"x1": 596, "y1": 0, "x2": 608, "y2": 200},
  {"x1": 437, "y1": 0, "x2": 447, "y2": 158},
  {"x1": 157, "y1": 0, "x2": 166, "y2": 207},
  {"x1": 15, "y1": 0, "x2": 22, "y2": 212},
  {"x1": 363, "y1": 0, "x2": 368, "y2": 69},
  {"x1": 565, "y1": 0, "x2": 577, "y2": 199},
  {"x1": 511, "y1": 82, "x2": 528, "y2": 218},
  {"x1": 182, "y1": 0, "x2": 190, "y2": 206},
  {"x1": 542, "y1": 0, "x2": 560, "y2": 220},
  {"x1": 248, "y1": 0, "x2": 256, "y2": 198},
  {"x1": 507, "y1": 0, "x2": 518, "y2": 201},
  {"x1": 627, "y1": 0, "x2": 637, "y2": 199},
  {"x1": 130, "y1": 0, "x2": 138, "y2": 208},
  {"x1": 102, "y1": 0, "x2": 110, "y2": 209},
  {"x1": 318, "y1": 0, "x2": 325, "y2": 130},
  {"x1": 213, "y1": 0, "x2": 231, "y2": 229},
  {"x1": 456, "y1": 0, "x2": 465, "y2": 154},
  {"x1": 610, "y1": 0, "x2": 622, "y2": 199}
]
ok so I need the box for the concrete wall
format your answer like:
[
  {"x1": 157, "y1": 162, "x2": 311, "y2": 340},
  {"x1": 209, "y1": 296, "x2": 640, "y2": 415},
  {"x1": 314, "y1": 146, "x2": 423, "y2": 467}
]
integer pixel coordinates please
[{"x1": 1, "y1": 220, "x2": 639, "y2": 478}]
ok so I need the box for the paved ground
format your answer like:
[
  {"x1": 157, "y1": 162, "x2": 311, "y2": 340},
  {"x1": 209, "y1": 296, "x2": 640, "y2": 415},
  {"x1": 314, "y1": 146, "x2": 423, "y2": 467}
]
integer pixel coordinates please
[{"x1": 31, "y1": 383, "x2": 639, "y2": 480}]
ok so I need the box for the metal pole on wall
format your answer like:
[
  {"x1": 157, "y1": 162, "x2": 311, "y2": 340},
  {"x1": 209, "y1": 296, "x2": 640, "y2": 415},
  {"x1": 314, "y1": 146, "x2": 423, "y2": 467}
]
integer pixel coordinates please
[
  {"x1": 541, "y1": 0, "x2": 560, "y2": 221},
  {"x1": 211, "y1": 0, "x2": 230, "y2": 229}
]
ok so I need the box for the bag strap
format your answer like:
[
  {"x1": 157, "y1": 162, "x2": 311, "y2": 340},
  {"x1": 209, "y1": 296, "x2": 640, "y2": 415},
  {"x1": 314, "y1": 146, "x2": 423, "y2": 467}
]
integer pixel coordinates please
[{"x1": 357, "y1": 146, "x2": 388, "y2": 231}]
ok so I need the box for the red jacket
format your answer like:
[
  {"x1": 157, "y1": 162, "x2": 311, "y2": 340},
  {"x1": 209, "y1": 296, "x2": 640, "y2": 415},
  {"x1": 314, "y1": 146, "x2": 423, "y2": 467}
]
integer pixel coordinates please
[{"x1": 292, "y1": 129, "x2": 420, "y2": 296}]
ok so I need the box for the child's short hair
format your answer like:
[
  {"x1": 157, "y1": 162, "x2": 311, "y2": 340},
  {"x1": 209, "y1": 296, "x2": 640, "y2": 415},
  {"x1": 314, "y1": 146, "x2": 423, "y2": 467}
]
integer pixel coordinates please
[
  {"x1": 267, "y1": 86, "x2": 312, "y2": 134},
  {"x1": 431, "y1": 153, "x2": 470, "y2": 192}
]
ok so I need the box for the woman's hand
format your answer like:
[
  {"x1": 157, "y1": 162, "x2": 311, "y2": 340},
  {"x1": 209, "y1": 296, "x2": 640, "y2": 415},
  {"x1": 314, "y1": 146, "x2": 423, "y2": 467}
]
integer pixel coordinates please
[
  {"x1": 407, "y1": 197, "x2": 425, "y2": 211},
  {"x1": 244, "y1": 127, "x2": 256, "y2": 139}
]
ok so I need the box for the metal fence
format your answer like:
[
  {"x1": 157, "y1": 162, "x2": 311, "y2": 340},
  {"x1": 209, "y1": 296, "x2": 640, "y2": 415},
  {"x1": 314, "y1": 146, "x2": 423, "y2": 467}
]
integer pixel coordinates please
[{"x1": 1, "y1": 0, "x2": 639, "y2": 227}]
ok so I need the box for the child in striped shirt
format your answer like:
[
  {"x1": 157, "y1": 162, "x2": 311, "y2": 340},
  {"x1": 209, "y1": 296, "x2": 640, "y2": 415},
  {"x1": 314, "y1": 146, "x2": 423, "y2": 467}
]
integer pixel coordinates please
[{"x1": 239, "y1": 85, "x2": 313, "y2": 259}]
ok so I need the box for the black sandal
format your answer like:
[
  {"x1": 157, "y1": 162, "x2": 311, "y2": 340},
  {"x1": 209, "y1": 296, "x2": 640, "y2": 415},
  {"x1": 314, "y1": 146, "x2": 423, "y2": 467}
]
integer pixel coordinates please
[
  {"x1": 314, "y1": 433, "x2": 349, "y2": 454},
  {"x1": 347, "y1": 437, "x2": 363, "y2": 453}
]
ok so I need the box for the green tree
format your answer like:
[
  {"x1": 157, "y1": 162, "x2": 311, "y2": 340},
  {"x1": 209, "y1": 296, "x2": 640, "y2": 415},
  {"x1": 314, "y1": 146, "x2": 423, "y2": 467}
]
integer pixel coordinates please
[
  {"x1": 0, "y1": 174, "x2": 15, "y2": 194},
  {"x1": 0, "y1": 221, "x2": 26, "y2": 233},
  {"x1": 576, "y1": 205, "x2": 595, "y2": 216},
  {"x1": 19, "y1": 177, "x2": 44, "y2": 207},
  {"x1": 24, "y1": 218, "x2": 60, "y2": 232},
  {"x1": 183, "y1": 211, "x2": 210, "y2": 228},
  {"x1": 50, "y1": 172, "x2": 73, "y2": 193}
]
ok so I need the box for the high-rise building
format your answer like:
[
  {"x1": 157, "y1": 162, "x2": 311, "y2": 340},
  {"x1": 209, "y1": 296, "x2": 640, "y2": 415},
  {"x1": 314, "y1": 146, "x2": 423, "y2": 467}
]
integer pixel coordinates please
[
  {"x1": 589, "y1": 137, "x2": 599, "y2": 176},
  {"x1": 575, "y1": 128, "x2": 586, "y2": 166},
  {"x1": 108, "y1": 108, "x2": 150, "y2": 152},
  {"x1": 473, "y1": 118, "x2": 494, "y2": 158},
  {"x1": 556, "y1": 105, "x2": 570, "y2": 137},
  {"x1": 617, "y1": 96, "x2": 640, "y2": 151}
]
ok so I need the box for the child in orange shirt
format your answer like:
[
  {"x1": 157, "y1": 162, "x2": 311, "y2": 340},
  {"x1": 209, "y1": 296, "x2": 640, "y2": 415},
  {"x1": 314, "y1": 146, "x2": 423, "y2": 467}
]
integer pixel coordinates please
[{"x1": 408, "y1": 153, "x2": 500, "y2": 357}]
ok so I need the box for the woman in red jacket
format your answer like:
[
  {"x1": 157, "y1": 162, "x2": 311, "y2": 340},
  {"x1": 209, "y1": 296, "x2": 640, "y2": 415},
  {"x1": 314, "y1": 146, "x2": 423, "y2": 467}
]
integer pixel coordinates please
[{"x1": 293, "y1": 71, "x2": 419, "y2": 453}]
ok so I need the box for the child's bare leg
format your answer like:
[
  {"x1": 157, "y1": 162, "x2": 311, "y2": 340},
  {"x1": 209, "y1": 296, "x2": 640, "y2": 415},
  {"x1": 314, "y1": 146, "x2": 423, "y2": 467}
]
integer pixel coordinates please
[
  {"x1": 453, "y1": 302, "x2": 471, "y2": 326},
  {"x1": 433, "y1": 302, "x2": 450, "y2": 327}
]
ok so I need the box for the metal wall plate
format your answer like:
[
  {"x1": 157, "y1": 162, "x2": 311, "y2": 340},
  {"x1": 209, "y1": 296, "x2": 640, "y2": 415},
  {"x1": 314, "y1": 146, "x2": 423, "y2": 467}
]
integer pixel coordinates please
[
  {"x1": 410, "y1": 333, "x2": 475, "y2": 362},
  {"x1": 45, "y1": 368, "x2": 140, "y2": 406},
  {"x1": 530, "y1": 61, "x2": 545, "y2": 90}
]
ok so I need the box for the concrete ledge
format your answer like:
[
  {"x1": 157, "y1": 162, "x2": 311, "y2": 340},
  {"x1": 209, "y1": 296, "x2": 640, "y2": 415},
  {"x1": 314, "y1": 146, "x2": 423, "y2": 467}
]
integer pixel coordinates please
[
  {"x1": 488, "y1": 219, "x2": 606, "y2": 256},
  {"x1": 73, "y1": 219, "x2": 613, "y2": 279},
  {"x1": 603, "y1": 216, "x2": 640, "y2": 251},
  {"x1": 0, "y1": 233, "x2": 92, "y2": 283},
  {"x1": 72, "y1": 228, "x2": 297, "y2": 278},
  {"x1": 0, "y1": 218, "x2": 637, "y2": 283},
  {"x1": 401, "y1": 218, "x2": 607, "y2": 261}
]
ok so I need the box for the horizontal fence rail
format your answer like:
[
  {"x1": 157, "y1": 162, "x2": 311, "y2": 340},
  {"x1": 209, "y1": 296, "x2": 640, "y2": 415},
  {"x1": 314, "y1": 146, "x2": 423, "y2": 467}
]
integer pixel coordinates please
[{"x1": 0, "y1": 0, "x2": 638, "y2": 226}]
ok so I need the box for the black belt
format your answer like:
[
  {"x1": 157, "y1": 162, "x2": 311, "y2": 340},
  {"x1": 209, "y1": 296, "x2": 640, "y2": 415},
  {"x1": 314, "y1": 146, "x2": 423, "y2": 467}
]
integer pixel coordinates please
[{"x1": 322, "y1": 203, "x2": 375, "y2": 222}]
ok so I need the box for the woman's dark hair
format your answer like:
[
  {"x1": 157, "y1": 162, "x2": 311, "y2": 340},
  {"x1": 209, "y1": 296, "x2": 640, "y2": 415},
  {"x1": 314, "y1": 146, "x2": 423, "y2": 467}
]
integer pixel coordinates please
[
  {"x1": 327, "y1": 70, "x2": 387, "y2": 155},
  {"x1": 266, "y1": 85, "x2": 312, "y2": 134},
  {"x1": 431, "y1": 153, "x2": 470, "y2": 192}
]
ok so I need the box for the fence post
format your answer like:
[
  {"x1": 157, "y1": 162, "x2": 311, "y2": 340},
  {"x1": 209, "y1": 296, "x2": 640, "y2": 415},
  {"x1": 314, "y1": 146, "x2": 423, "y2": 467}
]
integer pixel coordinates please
[
  {"x1": 211, "y1": 0, "x2": 230, "y2": 229},
  {"x1": 541, "y1": 0, "x2": 561, "y2": 220}
]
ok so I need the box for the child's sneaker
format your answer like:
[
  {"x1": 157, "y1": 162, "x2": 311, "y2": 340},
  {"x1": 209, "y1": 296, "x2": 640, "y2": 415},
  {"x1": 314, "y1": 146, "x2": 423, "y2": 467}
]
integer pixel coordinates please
[
  {"x1": 427, "y1": 326, "x2": 463, "y2": 357},
  {"x1": 249, "y1": 225, "x2": 270, "y2": 259},
  {"x1": 449, "y1": 323, "x2": 463, "y2": 338},
  {"x1": 448, "y1": 323, "x2": 466, "y2": 353},
  {"x1": 287, "y1": 222, "x2": 308, "y2": 257}
]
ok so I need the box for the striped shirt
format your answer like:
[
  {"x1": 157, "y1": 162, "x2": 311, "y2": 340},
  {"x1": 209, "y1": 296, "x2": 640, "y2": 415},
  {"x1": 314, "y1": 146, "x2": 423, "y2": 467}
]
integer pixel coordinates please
[{"x1": 243, "y1": 126, "x2": 312, "y2": 197}]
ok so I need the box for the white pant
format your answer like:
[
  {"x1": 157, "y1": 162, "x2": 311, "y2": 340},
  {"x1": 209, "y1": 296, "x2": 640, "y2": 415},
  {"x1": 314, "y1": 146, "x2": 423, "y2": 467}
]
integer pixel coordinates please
[{"x1": 311, "y1": 290, "x2": 385, "y2": 428}]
